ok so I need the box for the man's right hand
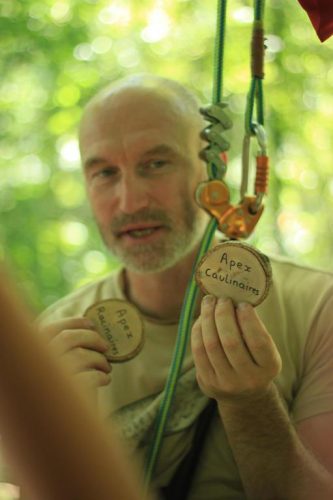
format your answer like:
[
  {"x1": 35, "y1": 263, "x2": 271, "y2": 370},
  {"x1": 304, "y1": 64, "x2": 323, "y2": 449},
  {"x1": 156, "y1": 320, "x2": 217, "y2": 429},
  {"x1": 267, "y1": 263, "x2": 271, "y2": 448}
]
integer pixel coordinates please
[{"x1": 40, "y1": 317, "x2": 111, "y2": 400}]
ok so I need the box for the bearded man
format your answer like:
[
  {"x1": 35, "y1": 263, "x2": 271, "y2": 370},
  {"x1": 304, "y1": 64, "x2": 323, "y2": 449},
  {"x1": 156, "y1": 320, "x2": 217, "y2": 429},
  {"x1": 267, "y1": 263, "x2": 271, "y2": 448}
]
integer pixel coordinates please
[{"x1": 40, "y1": 74, "x2": 333, "y2": 499}]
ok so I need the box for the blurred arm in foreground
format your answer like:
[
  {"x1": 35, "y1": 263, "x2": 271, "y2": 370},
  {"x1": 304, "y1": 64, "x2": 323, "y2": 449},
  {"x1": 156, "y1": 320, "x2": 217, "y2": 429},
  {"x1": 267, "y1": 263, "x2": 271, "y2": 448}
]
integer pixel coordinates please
[{"x1": 0, "y1": 266, "x2": 152, "y2": 500}]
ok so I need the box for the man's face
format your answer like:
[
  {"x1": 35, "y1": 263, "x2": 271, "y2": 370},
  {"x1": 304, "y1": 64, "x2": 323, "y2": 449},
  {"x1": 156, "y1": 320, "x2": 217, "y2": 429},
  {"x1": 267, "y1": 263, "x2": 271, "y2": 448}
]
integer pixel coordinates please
[{"x1": 80, "y1": 88, "x2": 208, "y2": 273}]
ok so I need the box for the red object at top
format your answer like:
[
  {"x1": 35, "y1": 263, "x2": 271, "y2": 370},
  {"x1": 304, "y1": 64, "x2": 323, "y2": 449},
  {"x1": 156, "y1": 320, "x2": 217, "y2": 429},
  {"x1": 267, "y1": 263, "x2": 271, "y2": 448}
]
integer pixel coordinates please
[{"x1": 298, "y1": 0, "x2": 333, "y2": 41}]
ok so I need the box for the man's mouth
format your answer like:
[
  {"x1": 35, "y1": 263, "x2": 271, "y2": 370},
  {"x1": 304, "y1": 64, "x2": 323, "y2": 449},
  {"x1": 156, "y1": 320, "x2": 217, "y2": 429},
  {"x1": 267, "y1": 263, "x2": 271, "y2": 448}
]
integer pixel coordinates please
[{"x1": 116, "y1": 224, "x2": 164, "y2": 239}]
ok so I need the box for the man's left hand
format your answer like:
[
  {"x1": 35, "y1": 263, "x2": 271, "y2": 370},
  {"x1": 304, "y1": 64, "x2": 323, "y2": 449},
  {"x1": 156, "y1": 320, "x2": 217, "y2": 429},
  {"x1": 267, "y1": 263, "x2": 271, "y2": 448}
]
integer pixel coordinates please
[{"x1": 191, "y1": 295, "x2": 282, "y2": 403}]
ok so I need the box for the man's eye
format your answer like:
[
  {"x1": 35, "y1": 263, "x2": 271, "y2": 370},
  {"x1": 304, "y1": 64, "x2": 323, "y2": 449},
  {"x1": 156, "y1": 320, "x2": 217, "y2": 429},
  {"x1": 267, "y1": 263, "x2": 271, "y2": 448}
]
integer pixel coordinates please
[
  {"x1": 146, "y1": 160, "x2": 167, "y2": 170},
  {"x1": 92, "y1": 167, "x2": 118, "y2": 178}
]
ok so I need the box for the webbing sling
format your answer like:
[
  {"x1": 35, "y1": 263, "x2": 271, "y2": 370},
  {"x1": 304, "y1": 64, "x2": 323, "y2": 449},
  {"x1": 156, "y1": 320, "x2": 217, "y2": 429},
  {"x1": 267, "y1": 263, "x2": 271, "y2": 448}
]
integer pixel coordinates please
[{"x1": 160, "y1": 400, "x2": 217, "y2": 500}]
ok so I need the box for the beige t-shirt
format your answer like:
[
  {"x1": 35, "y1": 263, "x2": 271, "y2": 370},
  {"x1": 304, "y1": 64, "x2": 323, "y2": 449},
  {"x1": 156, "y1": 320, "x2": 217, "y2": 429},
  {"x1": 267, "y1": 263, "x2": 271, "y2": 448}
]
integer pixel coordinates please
[{"x1": 40, "y1": 255, "x2": 333, "y2": 499}]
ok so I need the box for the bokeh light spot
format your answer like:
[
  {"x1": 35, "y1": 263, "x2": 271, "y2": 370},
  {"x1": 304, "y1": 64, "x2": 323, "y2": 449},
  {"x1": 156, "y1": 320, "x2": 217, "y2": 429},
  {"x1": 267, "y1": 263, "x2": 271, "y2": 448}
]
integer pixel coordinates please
[
  {"x1": 48, "y1": 108, "x2": 81, "y2": 135},
  {"x1": 57, "y1": 138, "x2": 81, "y2": 170},
  {"x1": 73, "y1": 44, "x2": 95, "y2": 62},
  {"x1": 141, "y1": 9, "x2": 171, "y2": 43},
  {"x1": 50, "y1": 2, "x2": 71, "y2": 23},
  {"x1": 52, "y1": 177, "x2": 85, "y2": 208},
  {"x1": 59, "y1": 221, "x2": 88, "y2": 247},
  {"x1": 98, "y1": 4, "x2": 131, "y2": 26},
  {"x1": 15, "y1": 155, "x2": 50, "y2": 186},
  {"x1": 91, "y1": 36, "x2": 113, "y2": 54},
  {"x1": 266, "y1": 34, "x2": 284, "y2": 53},
  {"x1": 116, "y1": 44, "x2": 140, "y2": 68},
  {"x1": 83, "y1": 250, "x2": 108, "y2": 274},
  {"x1": 299, "y1": 170, "x2": 318, "y2": 190},
  {"x1": 55, "y1": 85, "x2": 81, "y2": 107},
  {"x1": 233, "y1": 7, "x2": 253, "y2": 23}
]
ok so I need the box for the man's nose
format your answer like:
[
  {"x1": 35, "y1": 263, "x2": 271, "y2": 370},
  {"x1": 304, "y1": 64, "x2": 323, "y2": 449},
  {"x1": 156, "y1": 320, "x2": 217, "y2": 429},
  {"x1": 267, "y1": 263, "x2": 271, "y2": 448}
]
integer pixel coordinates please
[{"x1": 117, "y1": 175, "x2": 149, "y2": 214}]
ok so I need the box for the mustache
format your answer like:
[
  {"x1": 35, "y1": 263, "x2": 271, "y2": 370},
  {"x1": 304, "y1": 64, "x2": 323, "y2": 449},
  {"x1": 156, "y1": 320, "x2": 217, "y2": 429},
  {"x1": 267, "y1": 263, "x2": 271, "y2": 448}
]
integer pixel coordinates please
[{"x1": 110, "y1": 208, "x2": 172, "y2": 233}]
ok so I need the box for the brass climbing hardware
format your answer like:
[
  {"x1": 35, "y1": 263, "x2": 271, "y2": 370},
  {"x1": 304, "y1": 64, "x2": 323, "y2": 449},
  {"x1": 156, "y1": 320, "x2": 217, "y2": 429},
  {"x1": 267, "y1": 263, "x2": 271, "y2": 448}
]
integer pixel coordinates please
[
  {"x1": 196, "y1": 123, "x2": 269, "y2": 239},
  {"x1": 196, "y1": 181, "x2": 264, "y2": 239}
]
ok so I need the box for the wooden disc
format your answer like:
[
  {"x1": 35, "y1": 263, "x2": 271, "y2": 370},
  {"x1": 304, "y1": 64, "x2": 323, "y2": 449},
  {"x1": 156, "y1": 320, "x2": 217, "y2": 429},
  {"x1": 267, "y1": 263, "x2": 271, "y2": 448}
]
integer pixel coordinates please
[
  {"x1": 84, "y1": 299, "x2": 144, "y2": 363},
  {"x1": 196, "y1": 241, "x2": 272, "y2": 306}
]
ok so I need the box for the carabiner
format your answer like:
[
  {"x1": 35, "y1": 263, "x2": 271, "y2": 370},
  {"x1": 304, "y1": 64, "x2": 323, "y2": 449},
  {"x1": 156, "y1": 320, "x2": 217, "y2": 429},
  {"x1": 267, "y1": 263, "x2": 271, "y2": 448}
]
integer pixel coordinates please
[{"x1": 240, "y1": 123, "x2": 269, "y2": 214}]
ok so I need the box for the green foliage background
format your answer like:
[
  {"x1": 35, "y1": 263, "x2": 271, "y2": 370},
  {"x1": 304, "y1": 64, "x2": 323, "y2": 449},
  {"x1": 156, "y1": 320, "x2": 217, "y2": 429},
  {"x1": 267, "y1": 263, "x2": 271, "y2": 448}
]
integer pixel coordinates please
[{"x1": 1, "y1": 0, "x2": 333, "y2": 314}]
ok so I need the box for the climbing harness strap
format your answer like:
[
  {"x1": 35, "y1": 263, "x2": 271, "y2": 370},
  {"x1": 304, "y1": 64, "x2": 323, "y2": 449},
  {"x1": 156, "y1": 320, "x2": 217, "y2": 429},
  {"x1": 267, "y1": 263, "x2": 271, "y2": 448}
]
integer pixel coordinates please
[{"x1": 159, "y1": 399, "x2": 216, "y2": 500}]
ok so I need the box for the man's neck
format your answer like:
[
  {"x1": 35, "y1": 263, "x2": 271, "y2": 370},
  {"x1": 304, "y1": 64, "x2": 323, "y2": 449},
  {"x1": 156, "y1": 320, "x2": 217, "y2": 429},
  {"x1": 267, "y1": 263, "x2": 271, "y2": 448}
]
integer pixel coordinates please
[{"x1": 123, "y1": 245, "x2": 203, "y2": 323}]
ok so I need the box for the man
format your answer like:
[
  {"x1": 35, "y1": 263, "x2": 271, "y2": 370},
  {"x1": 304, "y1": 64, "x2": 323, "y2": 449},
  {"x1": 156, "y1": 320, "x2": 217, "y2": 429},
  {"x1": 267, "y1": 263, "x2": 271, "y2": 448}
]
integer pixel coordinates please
[{"x1": 40, "y1": 74, "x2": 333, "y2": 499}]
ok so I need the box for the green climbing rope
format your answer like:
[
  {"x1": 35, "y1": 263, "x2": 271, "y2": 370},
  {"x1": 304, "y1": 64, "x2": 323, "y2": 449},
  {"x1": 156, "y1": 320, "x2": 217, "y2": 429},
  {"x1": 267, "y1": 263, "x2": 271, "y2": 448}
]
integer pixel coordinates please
[
  {"x1": 208, "y1": 0, "x2": 228, "y2": 181},
  {"x1": 143, "y1": 0, "x2": 266, "y2": 491}
]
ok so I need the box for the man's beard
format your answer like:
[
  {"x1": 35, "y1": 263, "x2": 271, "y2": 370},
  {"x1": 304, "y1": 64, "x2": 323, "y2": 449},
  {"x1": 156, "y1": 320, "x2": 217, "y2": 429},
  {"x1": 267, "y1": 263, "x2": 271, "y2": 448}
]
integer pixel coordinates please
[{"x1": 97, "y1": 198, "x2": 207, "y2": 273}]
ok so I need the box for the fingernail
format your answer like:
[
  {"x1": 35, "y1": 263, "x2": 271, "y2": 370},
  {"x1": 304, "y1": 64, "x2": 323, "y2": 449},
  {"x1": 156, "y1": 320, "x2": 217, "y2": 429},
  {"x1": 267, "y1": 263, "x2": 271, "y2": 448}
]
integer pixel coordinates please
[
  {"x1": 203, "y1": 294, "x2": 216, "y2": 305},
  {"x1": 237, "y1": 302, "x2": 250, "y2": 310},
  {"x1": 84, "y1": 319, "x2": 96, "y2": 329},
  {"x1": 217, "y1": 297, "x2": 230, "y2": 306}
]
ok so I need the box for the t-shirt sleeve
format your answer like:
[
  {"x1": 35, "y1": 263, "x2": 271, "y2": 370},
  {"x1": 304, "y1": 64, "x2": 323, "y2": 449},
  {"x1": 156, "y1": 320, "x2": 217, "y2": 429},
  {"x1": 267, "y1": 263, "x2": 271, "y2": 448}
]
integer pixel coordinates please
[{"x1": 292, "y1": 292, "x2": 333, "y2": 423}]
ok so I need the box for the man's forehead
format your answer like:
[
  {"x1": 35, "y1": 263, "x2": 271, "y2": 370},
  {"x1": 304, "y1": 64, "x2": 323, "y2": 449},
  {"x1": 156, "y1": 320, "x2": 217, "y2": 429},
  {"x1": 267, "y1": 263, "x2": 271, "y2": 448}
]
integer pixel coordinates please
[
  {"x1": 79, "y1": 85, "x2": 202, "y2": 166},
  {"x1": 80, "y1": 99, "x2": 192, "y2": 155},
  {"x1": 93, "y1": 83, "x2": 182, "y2": 111},
  {"x1": 83, "y1": 84, "x2": 197, "y2": 134},
  {"x1": 83, "y1": 100, "x2": 181, "y2": 142},
  {"x1": 81, "y1": 131, "x2": 185, "y2": 168}
]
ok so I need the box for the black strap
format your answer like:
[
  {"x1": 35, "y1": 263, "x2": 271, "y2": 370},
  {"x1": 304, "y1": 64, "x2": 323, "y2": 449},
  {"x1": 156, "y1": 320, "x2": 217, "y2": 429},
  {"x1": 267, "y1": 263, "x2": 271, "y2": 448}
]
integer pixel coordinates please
[{"x1": 160, "y1": 399, "x2": 216, "y2": 500}]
